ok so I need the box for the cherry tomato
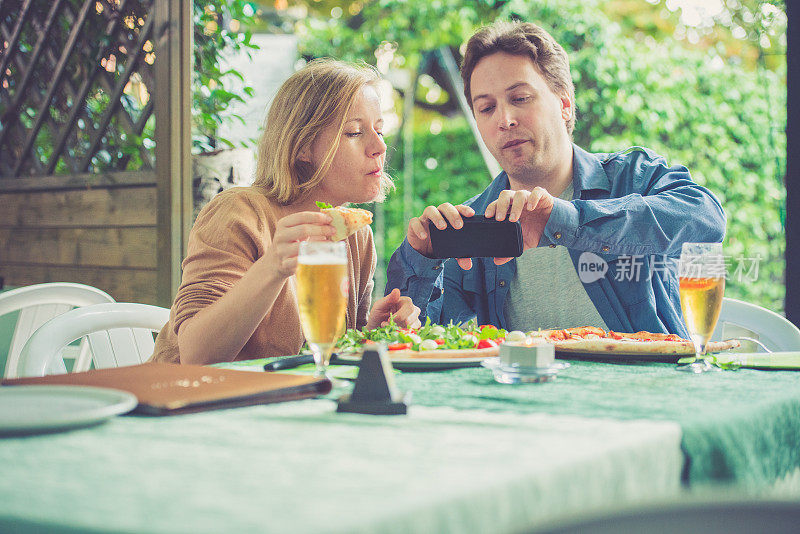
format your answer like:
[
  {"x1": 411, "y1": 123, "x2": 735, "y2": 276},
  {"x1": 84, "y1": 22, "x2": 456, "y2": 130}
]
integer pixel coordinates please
[
  {"x1": 479, "y1": 324, "x2": 496, "y2": 330},
  {"x1": 387, "y1": 342, "x2": 412, "y2": 351},
  {"x1": 476, "y1": 339, "x2": 498, "y2": 349},
  {"x1": 435, "y1": 339, "x2": 446, "y2": 345}
]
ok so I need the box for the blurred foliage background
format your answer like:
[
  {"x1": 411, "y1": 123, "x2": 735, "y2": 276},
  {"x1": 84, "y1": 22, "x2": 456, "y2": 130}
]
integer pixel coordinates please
[
  {"x1": 226, "y1": 0, "x2": 787, "y2": 312},
  {"x1": 192, "y1": 0, "x2": 259, "y2": 152}
]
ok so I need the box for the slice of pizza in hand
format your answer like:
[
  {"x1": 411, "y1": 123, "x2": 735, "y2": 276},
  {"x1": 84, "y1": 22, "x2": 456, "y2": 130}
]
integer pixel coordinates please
[{"x1": 317, "y1": 201, "x2": 373, "y2": 241}]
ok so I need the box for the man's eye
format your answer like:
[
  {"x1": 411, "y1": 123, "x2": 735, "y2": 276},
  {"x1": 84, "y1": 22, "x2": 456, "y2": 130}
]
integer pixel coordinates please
[
  {"x1": 479, "y1": 105, "x2": 494, "y2": 114},
  {"x1": 376, "y1": 131, "x2": 384, "y2": 137}
]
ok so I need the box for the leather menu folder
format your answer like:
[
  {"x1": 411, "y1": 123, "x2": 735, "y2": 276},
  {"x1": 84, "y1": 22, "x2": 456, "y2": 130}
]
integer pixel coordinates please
[{"x1": 2, "y1": 362, "x2": 332, "y2": 415}]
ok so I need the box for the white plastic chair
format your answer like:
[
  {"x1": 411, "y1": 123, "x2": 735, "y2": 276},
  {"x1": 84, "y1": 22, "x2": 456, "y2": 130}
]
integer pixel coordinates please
[
  {"x1": 710, "y1": 297, "x2": 800, "y2": 353},
  {"x1": 17, "y1": 303, "x2": 170, "y2": 377},
  {"x1": 1, "y1": 282, "x2": 115, "y2": 378}
]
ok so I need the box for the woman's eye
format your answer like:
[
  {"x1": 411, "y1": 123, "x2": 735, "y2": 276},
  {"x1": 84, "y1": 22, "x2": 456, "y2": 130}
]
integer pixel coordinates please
[
  {"x1": 512, "y1": 96, "x2": 530, "y2": 104},
  {"x1": 345, "y1": 132, "x2": 362, "y2": 138},
  {"x1": 376, "y1": 131, "x2": 384, "y2": 137}
]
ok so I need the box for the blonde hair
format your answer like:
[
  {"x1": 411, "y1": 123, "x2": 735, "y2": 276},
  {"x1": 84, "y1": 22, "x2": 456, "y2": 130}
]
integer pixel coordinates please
[{"x1": 254, "y1": 58, "x2": 390, "y2": 204}]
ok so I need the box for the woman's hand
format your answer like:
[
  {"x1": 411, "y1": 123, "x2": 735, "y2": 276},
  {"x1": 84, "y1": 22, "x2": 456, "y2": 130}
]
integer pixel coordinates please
[
  {"x1": 407, "y1": 203, "x2": 475, "y2": 270},
  {"x1": 366, "y1": 288, "x2": 421, "y2": 330},
  {"x1": 178, "y1": 210, "x2": 334, "y2": 365},
  {"x1": 484, "y1": 187, "x2": 554, "y2": 265},
  {"x1": 266, "y1": 211, "x2": 335, "y2": 279}
]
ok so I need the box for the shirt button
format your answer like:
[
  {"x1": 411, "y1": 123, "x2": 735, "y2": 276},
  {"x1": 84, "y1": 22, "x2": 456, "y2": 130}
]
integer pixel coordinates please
[
  {"x1": 432, "y1": 264, "x2": 442, "y2": 270},
  {"x1": 549, "y1": 244, "x2": 557, "y2": 248},
  {"x1": 602, "y1": 245, "x2": 610, "y2": 252},
  {"x1": 499, "y1": 280, "x2": 506, "y2": 287},
  {"x1": 554, "y1": 232, "x2": 562, "y2": 239}
]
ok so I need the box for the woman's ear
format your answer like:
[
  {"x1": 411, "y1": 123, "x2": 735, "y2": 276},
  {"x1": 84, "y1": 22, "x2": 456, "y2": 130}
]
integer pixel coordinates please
[{"x1": 298, "y1": 142, "x2": 312, "y2": 164}]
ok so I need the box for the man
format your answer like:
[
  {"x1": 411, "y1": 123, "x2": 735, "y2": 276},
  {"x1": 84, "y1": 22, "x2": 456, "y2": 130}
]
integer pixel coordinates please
[{"x1": 384, "y1": 20, "x2": 726, "y2": 337}]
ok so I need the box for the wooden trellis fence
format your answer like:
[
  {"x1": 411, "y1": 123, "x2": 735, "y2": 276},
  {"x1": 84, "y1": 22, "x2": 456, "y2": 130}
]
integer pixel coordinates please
[{"x1": 0, "y1": 0, "x2": 190, "y2": 306}]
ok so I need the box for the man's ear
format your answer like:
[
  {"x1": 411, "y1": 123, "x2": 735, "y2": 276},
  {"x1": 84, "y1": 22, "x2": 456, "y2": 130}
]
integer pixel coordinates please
[{"x1": 560, "y1": 95, "x2": 573, "y2": 122}]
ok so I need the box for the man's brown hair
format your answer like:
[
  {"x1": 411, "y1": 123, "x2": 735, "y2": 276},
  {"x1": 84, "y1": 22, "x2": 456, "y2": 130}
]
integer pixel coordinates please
[{"x1": 461, "y1": 21, "x2": 576, "y2": 135}]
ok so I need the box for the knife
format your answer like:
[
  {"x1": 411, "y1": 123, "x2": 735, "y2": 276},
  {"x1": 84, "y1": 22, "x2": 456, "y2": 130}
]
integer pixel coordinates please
[{"x1": 263, "y1": 353, "x2": 357, "y2": 371}]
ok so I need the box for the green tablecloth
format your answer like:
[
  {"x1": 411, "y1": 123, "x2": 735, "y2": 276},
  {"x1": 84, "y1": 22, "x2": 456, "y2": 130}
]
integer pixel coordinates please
[
  {"x1": 3, "y1": 356, "x2": 800, "y2": 533},
  {"x1": 226, "y1": 356, "x2": 800, "y2": 488},
  {"x1": 390, "y1": 360, "x2": 800, "y2": 487},
  {"x1": 0, "y1": 401, "x2": 682, "y2": 534}
]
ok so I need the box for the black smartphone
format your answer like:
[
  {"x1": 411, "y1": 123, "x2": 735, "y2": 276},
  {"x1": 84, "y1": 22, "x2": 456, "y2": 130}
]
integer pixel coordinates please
[{"x1": 429, "y1": 216, "x2": 523, "y2": 259}]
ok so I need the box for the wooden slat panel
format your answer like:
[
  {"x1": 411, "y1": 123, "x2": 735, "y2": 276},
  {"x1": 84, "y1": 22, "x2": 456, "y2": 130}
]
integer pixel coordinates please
[
  {"x1": 0, "y1": 265, "x2": 159, "y2": 305},
  {"x1": 0, "y1": 170, "x2": 156, "y2": 193},
  {"x1": 0, "y1": 186, "x2": 156, "y2": 226},
  {"x1": 0, "y1": 227, "x2": 157, "y2": 269}
]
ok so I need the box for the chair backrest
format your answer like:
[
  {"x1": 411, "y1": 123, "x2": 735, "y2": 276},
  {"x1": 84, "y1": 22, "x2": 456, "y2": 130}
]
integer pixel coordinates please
[
  {"x1": 710, "y1": 297, "x2": 800, "y2": 352},
  {"x1": 18, "y1": 302, "x2": 171, "y2": 378},
  {"x1": 0, "y1": 283, "x2": 116, "y2": 378}
]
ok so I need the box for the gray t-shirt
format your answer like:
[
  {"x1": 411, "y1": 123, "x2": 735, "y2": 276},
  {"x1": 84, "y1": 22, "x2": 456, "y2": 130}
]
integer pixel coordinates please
[{"x1": 503, "y1": 183, "x2": 609, "y2": 331}]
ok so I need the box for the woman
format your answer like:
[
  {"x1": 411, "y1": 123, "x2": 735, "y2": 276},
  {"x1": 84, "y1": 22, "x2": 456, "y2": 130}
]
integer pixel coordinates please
[{"x1": 152, "y1": 59, "x2": 420, "y2": 365}]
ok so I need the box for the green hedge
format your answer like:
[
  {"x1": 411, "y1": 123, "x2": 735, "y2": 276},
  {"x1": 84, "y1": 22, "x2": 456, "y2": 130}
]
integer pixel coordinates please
[
  {"x1": 378, "y1": 57, "x2": 785, "y2": 312},
  {"x1": 307, "y1": 0, "x2": 787, "y2": 312}
]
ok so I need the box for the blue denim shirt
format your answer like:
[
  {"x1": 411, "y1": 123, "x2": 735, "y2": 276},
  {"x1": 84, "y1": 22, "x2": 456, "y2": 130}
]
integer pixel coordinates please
[{"x1": 385, "y1": 144, "x2": 726, "y2": 337}]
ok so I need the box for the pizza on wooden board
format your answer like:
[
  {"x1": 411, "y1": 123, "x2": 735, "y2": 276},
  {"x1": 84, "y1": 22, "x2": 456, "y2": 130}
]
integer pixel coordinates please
[
  {"x1": 528, "y1": 326, "x2": 740, "y2": 356},
  {"x1": 336, "y1": 321, "x2": 740, "y2": 360},
  {"x1": 317, "y1": 202, "x2": 373, "y2": 241}
]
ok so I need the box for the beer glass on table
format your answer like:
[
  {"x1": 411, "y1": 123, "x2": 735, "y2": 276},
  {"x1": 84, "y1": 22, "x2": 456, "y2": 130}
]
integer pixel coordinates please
[
  {"x1": 677, "y1": 242, "x2": 726, "y2": 373},
  {"x1": 296, "y1": 241, "x2": 348, "y2": 378}
]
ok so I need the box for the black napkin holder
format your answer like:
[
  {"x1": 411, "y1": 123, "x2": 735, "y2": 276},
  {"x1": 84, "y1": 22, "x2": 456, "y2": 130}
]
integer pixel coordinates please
[{"x1": 337, "y1": 347, "x2": 409, "y2": 415}]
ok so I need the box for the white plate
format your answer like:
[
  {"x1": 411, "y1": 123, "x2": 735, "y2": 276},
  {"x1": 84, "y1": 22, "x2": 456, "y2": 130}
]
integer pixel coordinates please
[
  {"x1": 0, "y1": 385, "x2": 138, "y2": 436},
  {"x1": 335, "y1": 352, "x2": 491, "y2": 371}
]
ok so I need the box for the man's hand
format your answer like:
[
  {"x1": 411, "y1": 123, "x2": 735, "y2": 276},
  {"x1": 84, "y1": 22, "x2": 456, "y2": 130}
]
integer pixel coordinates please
[
  {"x1": 484, "y1": 187, "x2": 555, "y2": 265},
  {"x1": 366, "y1": 288, "x2": 421, "y2": 330},
  {"x1": 407, "y1": 203, "x2": 475, "y2": 270}
]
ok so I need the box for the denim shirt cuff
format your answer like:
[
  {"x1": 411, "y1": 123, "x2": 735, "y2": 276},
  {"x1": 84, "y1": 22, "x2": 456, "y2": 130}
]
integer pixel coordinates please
[{"x1": 540, "y1": 198, "x2": 580, "y2": 247}]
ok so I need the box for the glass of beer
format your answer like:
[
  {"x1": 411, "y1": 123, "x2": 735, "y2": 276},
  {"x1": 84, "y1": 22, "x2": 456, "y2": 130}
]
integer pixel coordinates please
[
  {"x1": 677, "y1": 242, "x2": 726, "y2": 373},
  {"x1": 296, "y1": 241, "x2": 348, "y2": 378}
]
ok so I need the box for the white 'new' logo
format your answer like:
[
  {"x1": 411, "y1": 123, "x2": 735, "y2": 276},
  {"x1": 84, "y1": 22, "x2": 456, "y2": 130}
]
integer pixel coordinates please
[{"x1": 577, "y1": 252, "x2": 608, "y2": 283}]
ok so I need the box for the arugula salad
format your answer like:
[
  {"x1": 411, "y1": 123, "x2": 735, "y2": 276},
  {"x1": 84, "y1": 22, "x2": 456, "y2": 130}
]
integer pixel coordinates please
[{"x1": 336, "y1": 317, "x2": 523, "y2": 352}]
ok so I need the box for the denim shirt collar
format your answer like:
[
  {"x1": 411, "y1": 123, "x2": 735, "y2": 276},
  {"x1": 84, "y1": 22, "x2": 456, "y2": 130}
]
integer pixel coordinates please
[
  {"x1": 469, "y1": 143, "x2": 610, "y2": 211},
  {"x1": 572, "y1": 143, "x2": 611, "y2": 198}
]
